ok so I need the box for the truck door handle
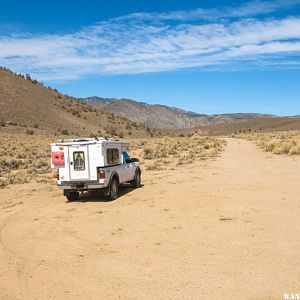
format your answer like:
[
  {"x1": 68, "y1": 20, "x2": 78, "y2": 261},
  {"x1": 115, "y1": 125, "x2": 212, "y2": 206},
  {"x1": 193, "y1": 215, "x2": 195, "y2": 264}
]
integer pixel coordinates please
[{"x1": 70, "y1": 162, "x2": 73, "y2": 165}]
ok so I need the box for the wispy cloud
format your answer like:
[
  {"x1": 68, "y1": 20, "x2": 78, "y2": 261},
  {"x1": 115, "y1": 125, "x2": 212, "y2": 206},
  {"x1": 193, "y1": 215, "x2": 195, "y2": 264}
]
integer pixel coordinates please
[
  {"x1": 0, "y1": 0, "x2": 300, "y2": 80},
  {"x1": 119, "y1": 0, "x2": 300, "y2": 21}
]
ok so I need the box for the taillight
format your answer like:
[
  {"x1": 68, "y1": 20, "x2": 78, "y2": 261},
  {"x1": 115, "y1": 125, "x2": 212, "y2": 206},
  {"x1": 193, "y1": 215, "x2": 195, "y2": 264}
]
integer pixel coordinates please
[{"x1": 98, "y1": 170, "x2": 105, "y2": 179}]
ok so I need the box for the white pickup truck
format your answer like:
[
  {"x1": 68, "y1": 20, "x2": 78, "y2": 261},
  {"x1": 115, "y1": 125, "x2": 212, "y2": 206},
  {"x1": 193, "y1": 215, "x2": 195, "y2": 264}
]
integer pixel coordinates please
[{"x1": 50, "y1": 137, "x2": 141, "y2": 201}]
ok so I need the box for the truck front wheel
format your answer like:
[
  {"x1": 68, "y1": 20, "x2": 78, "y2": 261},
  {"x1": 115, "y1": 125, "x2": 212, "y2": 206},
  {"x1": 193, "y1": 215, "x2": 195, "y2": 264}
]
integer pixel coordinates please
[
  {"x1": 66, "y1": 191, "x2": 79, "y2": 202},
  {"x1": 108, "y1": 178, "x2": 119, "y2": 200},
  {"x1": 131, "y1": 171, "x2": 141, "y2": 188}
]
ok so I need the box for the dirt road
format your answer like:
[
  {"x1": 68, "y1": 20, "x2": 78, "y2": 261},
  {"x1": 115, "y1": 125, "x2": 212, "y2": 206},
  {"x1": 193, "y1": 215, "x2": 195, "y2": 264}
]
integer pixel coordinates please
[{"x1": 0, "y1": 139, "x2": 299, "y2": 300}]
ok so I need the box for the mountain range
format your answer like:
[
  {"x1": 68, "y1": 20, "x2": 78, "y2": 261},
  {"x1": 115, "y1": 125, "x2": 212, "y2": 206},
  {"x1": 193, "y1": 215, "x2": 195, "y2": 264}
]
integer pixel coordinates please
[
  {"x1": 1, "y1": 66, "x2": 300, "y2": 136},
  {"x1": 83, "y1": 97, "x2": 274, "y2": 129}
]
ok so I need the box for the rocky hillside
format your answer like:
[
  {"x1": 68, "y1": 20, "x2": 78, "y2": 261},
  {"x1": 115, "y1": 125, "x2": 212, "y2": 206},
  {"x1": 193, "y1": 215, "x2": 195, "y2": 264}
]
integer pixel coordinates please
[
  {"x1": 84, "y1": 97, "x2": 273, "y2": 129},
  {"x1": 0, "y1": 67, "x2": 156, "y2": 138}
]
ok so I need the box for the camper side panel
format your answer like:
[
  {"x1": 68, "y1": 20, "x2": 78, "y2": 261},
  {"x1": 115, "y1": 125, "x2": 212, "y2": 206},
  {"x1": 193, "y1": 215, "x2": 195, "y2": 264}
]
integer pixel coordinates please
[{"x1": 88, "y1": 144, "x2": 104, "y2": 180}]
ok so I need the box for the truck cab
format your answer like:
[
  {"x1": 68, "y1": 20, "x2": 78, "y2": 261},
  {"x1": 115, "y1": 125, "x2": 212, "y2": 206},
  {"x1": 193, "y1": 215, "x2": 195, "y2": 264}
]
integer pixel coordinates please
[{"x1": 50, "y1": 137, "x2": 141, "y2": 201}]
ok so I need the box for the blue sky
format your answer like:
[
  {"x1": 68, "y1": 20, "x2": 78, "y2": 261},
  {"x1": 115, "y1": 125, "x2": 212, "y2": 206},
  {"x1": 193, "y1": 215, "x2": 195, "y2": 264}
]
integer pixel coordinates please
[{"x1": 0, "y1": 0, "x2": 300, "y2": 115}]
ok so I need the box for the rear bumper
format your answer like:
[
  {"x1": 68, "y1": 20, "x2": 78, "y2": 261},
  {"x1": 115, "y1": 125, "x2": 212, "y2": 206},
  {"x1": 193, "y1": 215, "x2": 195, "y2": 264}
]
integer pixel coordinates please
[{"x1": 58, "y1": 181, "x2": 105, "y2": 191}]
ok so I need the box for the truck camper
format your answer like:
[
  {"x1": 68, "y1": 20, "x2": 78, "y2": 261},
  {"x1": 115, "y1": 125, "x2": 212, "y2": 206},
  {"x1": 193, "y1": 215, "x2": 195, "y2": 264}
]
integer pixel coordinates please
[{"x1": 50, "y1": 137, "x2": 141, "y2": 201}]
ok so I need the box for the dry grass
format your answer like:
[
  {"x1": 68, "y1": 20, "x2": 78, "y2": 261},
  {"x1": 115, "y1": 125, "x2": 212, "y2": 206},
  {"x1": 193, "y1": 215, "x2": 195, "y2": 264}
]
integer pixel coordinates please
[
  {"x1": 233, "y1": 131, "x2": 300, "y2": 155},
  {"x1": 0, "y1": 127, "x2": 226, "y2": 188},
  {"x1": 129, "y1": 133, "x2": 226, "y2": 171},
  {"x1": 0, "y1": 128, "x2": 54, "y2": 188}
]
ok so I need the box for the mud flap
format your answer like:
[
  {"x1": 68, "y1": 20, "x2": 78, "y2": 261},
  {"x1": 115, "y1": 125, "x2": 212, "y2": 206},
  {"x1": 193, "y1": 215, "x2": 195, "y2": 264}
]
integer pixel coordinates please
[
  {"x1": 63, "y1": 190, "x2": 72, "y2": 197},
  {"x1": 103, "y1": 187, "x2": 109, "y2": 196}
]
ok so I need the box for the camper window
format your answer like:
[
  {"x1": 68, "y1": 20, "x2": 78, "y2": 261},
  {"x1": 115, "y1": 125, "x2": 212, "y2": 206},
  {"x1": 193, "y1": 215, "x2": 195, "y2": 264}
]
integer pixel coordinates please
[
  {"x1": 107, "y1": 148, "x2": 119, "y2": 164},
  {"x1": 73, "y1": 151, "x2": 85, "y2": 170}
]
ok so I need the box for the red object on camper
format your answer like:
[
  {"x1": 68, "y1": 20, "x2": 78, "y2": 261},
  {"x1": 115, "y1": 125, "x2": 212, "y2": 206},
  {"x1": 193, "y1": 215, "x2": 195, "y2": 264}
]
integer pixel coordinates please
[{"x1": 52, "y1": 151, "x2": 64, "y2": 165}]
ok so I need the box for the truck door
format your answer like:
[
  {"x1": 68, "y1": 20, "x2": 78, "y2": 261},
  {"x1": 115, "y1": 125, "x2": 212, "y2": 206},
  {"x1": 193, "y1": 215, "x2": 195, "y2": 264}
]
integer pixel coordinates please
[
  {"x1": 122, "y1": 151, "x2": 136, "y2": 182},
  {"x1": 69, "y1": 146, "x2": 89, "y2": 180}
]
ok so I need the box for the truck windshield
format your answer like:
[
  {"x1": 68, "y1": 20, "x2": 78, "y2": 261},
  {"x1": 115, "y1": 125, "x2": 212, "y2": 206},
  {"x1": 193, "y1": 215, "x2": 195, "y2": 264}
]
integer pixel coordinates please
[{"x1": 122, "y1": 151, "x2": 130, "y2": 163}]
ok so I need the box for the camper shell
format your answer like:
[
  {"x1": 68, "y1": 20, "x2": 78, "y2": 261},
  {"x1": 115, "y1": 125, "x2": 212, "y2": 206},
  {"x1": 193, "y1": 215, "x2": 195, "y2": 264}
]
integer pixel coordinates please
[{"x1": 50, "y1": 137, "x2": 141, "y2": 201}]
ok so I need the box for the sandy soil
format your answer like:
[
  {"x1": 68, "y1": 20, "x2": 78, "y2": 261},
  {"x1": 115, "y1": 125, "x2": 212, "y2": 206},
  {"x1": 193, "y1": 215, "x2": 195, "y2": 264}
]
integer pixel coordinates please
[{"x1": 0, "y1": 139, "x2": 299, "y2": 300}]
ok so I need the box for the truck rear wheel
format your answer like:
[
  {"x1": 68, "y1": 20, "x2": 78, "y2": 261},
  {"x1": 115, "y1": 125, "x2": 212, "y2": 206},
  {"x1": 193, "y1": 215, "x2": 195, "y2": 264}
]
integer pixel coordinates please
[
  {"x1": 131, "y1": 171, "x2": 141, "y2": 188},
  {"x1": 66, "y1": 192, "x2": 79, "y2": 202},
  {"x1": 108, "y1": 178, "x2": 119, "y2": 200}
]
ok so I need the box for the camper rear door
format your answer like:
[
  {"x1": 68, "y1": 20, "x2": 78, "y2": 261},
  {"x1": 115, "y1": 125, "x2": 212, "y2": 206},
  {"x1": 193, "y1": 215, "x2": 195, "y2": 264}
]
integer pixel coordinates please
[{"x1": 69, "y1": 146, "x2": 90, "y2": 180}]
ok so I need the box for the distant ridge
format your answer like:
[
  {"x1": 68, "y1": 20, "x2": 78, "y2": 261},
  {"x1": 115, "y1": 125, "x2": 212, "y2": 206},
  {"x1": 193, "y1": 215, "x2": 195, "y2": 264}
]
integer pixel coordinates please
[
  {"x1": 83, "y1": 96, "x2": 274, "y2": 129},
  {"x1": 198, "y1": 116, "x2": 300, "y2": 136}
]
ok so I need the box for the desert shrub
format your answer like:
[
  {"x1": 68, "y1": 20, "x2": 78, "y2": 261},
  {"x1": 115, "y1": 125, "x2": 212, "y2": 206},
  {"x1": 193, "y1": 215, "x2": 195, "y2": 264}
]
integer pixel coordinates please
[
  {"x1": 60, "y1": 129, "x2": 69, "y2": 135},
  {"x1": 289, "y1": 145, "x2": 300, "y2": 155},
  {"x1": 0, "y1": 178, "x2": 8, "y2": 189},
  {"x1": 276, "y1": 142, "x2": 291, "y2": 155},
  {"x1": 142, "y1": 147, "x2": 155, "y2": 159},
  {"x1": 26, "y1": 129, "x2": 34, "y2": 135},
  {"x1": 107, "y1": 128, "x2": 117, "y2": 136},
  {"x1": 72, "y1": 111, "x2": 81, "y2": 118},
  {"x1": 26, "y1": 166, "x2": 35, "y2": 175},
  {"x1": 34, "y1": 159, "x2": 49, "y2": 169},
  {"x1": 176, "y1": 158, "x2": 185, "y2": 165},
  {"x1": 8, "y1": 121, "x2": 18, "y2": 126},
  {"x1": 0, "y1": 158, "x2": 10, "y2": 169},
  {"x1": 146, "y1": 162, "x2": 162, "y2": 171},
  {"x1": 8, "y1": 171, "x2": 29, "y2": 184},
  {"x1": 2, "y1": 158, "x2": 24, "y2": 170},
  {"x1": 8, "y1": 159, "x2": 22, "y2": 169},
  {"x1": 168, "y1": 149, "x2": 178, "y2": 155}
]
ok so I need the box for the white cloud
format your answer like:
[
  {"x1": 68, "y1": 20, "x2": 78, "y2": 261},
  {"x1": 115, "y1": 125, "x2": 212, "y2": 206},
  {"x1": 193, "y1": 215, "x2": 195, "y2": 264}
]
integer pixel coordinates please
[
  {"x1": 117, "y1": 0, "x2": 300, "y2": 21},
  {"x1": 0, "y1": 0, "x2": 300, "y2": 80}
]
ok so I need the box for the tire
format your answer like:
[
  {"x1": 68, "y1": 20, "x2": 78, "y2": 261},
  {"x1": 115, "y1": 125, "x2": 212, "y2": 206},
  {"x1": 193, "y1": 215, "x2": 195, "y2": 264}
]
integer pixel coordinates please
[
  {"x1": 66, "y1": 192, "x2": 79, "y2": 202},
  {"x1": 131, "y1": 171, "x2": 141, "y2": 188},
  {"x1": 108, "y1": 178, "x2": 119, "y2": 200}
]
